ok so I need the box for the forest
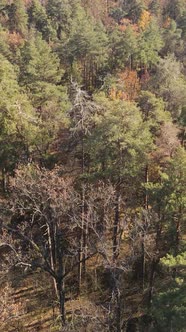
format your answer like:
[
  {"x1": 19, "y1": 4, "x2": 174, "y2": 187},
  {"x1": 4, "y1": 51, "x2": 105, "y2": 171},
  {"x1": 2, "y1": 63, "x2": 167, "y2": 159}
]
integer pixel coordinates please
[{"x1": 0, "y1": 0, "x2": 185, "y2": 331}]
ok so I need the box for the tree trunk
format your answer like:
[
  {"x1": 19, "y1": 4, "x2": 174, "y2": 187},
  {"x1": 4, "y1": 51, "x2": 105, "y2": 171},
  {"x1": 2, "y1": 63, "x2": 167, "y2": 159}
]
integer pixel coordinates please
[
  {"x1": 81, "y1": 183, "x2": 88, "y2": 280},
  {"x1": 2, "y1": 168, "x2": 7, "y2": 193},
  {"x1": 78, "y1": 137, "x2": 87, "y2": 291},
  {"x1": 47, "y1": 223, "x2": 58, "y2": 296},
  {"x1": 78, "y1": 235, "x2": 83, "y2": 293},
  {"x1": 56, "y1": 228, "x2": 65, "y2": 324},
  {"x1": 56, "y1": 278, "x2": 66, "y2": 325},
  {"x1": 175, "y1": 205, "x2": 182, "y2": 255},
  {"x1": 141, "y1": 238, "x2": 145, "y2": 290},
  {"x1": 113, "y1": 190, "x2": 120, "y2": 261},
  {"x1": 144, "y1": 165, "x2": 149, "y2": 210},
  {"x1": 115, "y1": 287, "x2": 121, "y2": 332},
  {"x1": 141, "y1": 164, "x2": 149, "y2": 289},
  {"x1": 147, "y1": 259, "x2": 157, "y2": 305},
  {"x1": 112, "y1": 271, "x2": 121, "y2": 332}
]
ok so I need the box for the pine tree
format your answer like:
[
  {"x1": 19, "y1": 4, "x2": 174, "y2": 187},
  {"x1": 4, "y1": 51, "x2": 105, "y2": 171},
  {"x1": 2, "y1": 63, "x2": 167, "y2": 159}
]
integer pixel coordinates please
[
  {"x1": 0, "y1": 54, "x2": 37, "y2": 189},
  {"x1": 19, "y1": 32, "x2": 70, "y2": 162},
  {"x1": 28, "y1": 0, "x2": 55, "y2": 41},
  {"x1": 109, "y1": 25, "x2": 138, "y2": 70},
  {"x1": 7, "y1": 0, "x2": 28, "y2": 36},
  {"x1": 137, "y1": 18, "x2": 163, "y2": 68},
  {"x1": 57, "y1": 2, "x2": 108, "y2": 89},
  {"x1": 150, "y1": 54, "x2": 186, "y2": 118},
  {"x1": 19, "y1": 32, "x2": 62, "y2": 86}
]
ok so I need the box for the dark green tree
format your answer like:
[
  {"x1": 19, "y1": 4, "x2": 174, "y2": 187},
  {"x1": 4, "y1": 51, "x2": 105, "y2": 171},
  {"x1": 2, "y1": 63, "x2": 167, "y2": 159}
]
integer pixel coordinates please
[
  {"x1": 137, "y1": 19, "x2": 163, "y2": 69},
  {"x1": 19, "y1": 32, "x2": 61, "y2": 86},
  {"x1": 109, "y1": 25, "x2": 138, "y2": 70},
  {"x1": 57, "y1": 2, "x2": 108, "y2": 89},
  {"x1": 46, "y1": 0, "x2": 72, "y2": 40},
  {"x1": 87, "y1": 93, "x2": 153, "y2": 261},
  {"x1": 161, "y1": 19, "x2": 183, "y2": 56},
  {"x1": 138, "y1": 91, "x2": 170, "y2": 127},
  {"x1": 19, "y1": 32, "x2": 70, "y2": 163},
  {"x1": 0, "y1": 54, "x2": 37, "y2": 190},
  {"x1": 165, "y1": 0, "x2": 186, "y2": 21},
  {"x1": 151, "y1": 251, "x2": 186, "y2": 332},
  {"x1": 7, "y1": 0, "x2": 28, "y2": 36},
  {"x1": 28, "y1": 0, "x2": 55, "y2": 41},
  {"x1": 122, "y1": 0, "x2": 146, "y2": 23}
]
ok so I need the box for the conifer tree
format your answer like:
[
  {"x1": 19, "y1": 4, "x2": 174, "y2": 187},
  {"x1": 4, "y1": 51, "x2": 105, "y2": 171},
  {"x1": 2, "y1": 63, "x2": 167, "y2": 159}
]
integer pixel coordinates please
[
  {"x1": 28, "y1": 0, "x2": 55, "y2": 41},
  {"x1": 7, "y1": 0, "x2": 28, "y2": 36},
  {"x1": 109, "y1": 25, "x2": 138, "y2": 70},
  {"x1": 0, "y1": 54, "x2": 37, "y2": 190},
  {"x1": 137, "y1": 18, "x2": 163, "y2": 68},
  {"x1": 19, "y1": 32, "x2": 70, "y2": 162}
]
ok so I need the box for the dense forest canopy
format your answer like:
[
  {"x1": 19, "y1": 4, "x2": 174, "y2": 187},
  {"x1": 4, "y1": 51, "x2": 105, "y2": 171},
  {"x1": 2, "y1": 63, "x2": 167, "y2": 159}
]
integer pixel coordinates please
[{"x1": 0, "y1": 1, "x2": 185, "y2": 331}]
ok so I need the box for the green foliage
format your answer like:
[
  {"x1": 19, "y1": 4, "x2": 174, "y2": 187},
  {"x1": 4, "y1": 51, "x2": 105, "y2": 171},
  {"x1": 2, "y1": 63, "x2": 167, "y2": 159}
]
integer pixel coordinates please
[
  {"x1": 0, "y1": 54, "x2": 36, "y2": 138},
  {"x1": 0, "y1": 0, "x2": 185, "y2": 330},
  {"x1": 150, "y1": 54, "x2": 186, "y2": 117},
  {"x1": 0, "y1": 24, "x2": 11, "y2": 58},
  {"x1": 162, "y1": 19, "x2": 183, "y2": 56},
  {"x1": 88, "y1": 93, "x2": 153, "y2": 180},
  {"x1": 151, "y1": 282, "x2": 186, "y2": 332},
  {"x1": 19, "y1": 32, "x2": 62, "y2": 86},
  {"x1": 122, "y1": 0, "x2": 146, "y2": 23},
  {"x1": 18, "y1": 32, "x2": 70, "y2": 159},
  {"x1": 146, "y1": 147, "x2": 186, "y2": 251},
  {"x1": 165, "y1": 0, "x2": 186, "y2": 21},
  {"x1": 0, "y1": 54, "x2": 37, "y2": 171},
  {"x1": 151, "y1": 250, "x2": 186, "y2": 332},
  {"x1": 109, "y1": 26, "x2": 138, "y2": 70},
  {"x1": 161, "y1": 252, "x2": 186, "y2": 267},
  {"x1": 46, "y1": 0, "x2": 73, "y2": 39},
  {"x1": 57, "y1": 2, "x2": 108, "y2": 84},
  {"x1": 7, "y1": 0, "x2": 28, "y2": 36},
  {"x1": 109, "y1": 7, "x2": 126, "y2": 23},
  {"x1": 28, "y1": 0, "x2": 55, "y2": 40},
  {"x1": 137, "y1": 19, "x2": 163, "y2": 67},
  {"x1": 138, "y1": 91, "x2": 170, "y2": 127},
  {"x1": 165, "y1": 148, "x2": 186, "y2": 212}
]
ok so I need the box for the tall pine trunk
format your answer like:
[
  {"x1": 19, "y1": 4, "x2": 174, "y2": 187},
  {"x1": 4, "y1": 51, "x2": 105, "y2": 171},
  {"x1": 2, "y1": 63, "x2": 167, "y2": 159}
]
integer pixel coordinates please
[
  {"x1": 113, "y1": 190, "x2": 120, "y2": 261},
  {"x1": 78, "y1": 137, "x2": 87, "y2": 292}
]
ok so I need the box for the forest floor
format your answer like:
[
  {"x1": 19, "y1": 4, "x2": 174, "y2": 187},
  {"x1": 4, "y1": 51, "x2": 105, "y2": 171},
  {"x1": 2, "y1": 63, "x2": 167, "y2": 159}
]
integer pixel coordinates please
[
  {"x1": 0, "y1": 268, "x2": 147, "y2": 332},
  {"x1": 0, "y1": 251, "x2": 147, "y2": 331}
]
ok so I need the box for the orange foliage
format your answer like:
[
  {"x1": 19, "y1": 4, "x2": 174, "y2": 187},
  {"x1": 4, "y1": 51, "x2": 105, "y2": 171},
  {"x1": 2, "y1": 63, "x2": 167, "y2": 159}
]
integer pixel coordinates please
[
  {"x1": 119, "y1": 18, "x2": 139, "y2": 33},
  {"x1": 109, "y1": 69, "x2": 141, "y2": 101},
  {"x1": 7, "y1": 32, "x2": 24, "y2": 47},
  {"x1": 118, "y1": 69, "x2": 141, "y2": 101},
  {"x1": 163, "y1": 17, "x2": 171, "y2": 28},
  {"x1": 138, "y1": 10, "x2": 151, "y2": 30}
]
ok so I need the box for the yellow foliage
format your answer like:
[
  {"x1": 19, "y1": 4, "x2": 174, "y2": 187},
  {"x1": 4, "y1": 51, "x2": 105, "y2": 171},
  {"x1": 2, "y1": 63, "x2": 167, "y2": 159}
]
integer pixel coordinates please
[
  {"x1": 109, "y1": 87, "x2": 117, "y2": 100},
  {"x1": 138, "y1": 10, "x2": 151, "y2": 30}
]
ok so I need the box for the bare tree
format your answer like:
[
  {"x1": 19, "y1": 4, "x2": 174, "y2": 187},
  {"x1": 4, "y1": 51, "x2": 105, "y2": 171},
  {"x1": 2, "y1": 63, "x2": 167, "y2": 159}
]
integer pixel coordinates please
[{"x1": 1, "y1": 165, "x2": 83, "y2": 325}]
